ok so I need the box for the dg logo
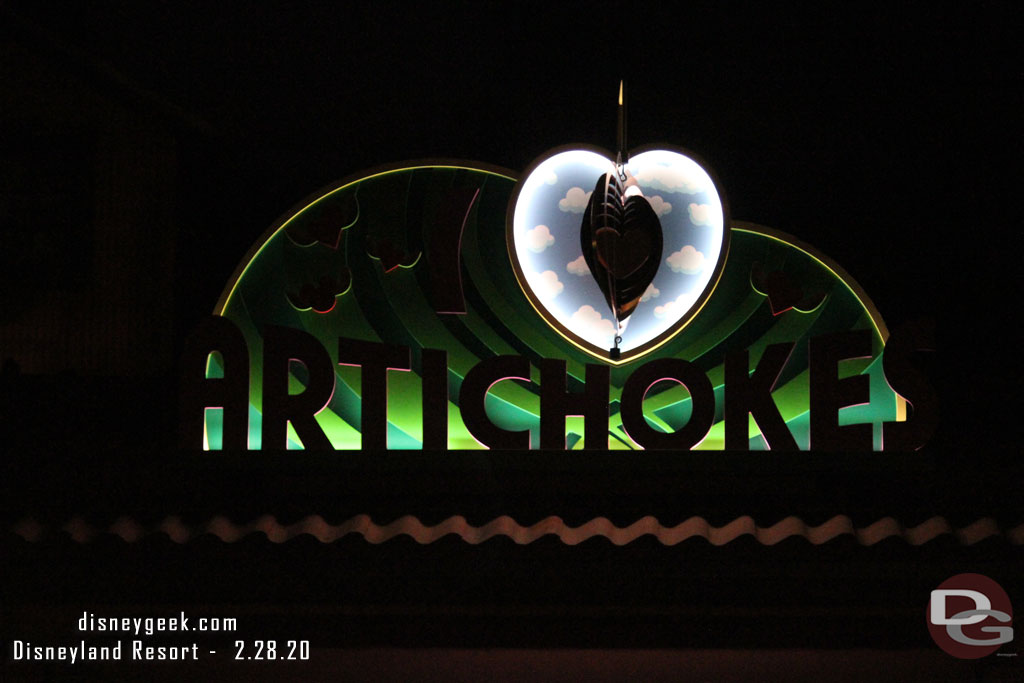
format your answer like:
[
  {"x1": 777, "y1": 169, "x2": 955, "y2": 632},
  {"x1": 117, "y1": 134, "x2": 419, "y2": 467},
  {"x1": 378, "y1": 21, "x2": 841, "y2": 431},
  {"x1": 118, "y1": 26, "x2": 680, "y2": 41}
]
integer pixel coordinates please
[{"x1": 928, "y1": 573, "x2": 1014, "y2": 658}]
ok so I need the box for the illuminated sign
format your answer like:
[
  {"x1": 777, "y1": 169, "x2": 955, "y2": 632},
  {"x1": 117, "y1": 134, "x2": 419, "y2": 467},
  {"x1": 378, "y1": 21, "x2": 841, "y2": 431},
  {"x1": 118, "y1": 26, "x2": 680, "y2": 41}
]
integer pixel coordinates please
[
  {"x1": 180, "y1": 149, "x2": 936, "y2": 452},
  {"x1": 510, "y1": 147, "x2": 727, "y2": 363}
]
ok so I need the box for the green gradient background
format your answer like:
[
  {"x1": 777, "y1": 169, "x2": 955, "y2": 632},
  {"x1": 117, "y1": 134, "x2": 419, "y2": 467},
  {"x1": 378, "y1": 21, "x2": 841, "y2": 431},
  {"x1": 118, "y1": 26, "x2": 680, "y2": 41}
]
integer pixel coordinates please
[{"x1": 210, "y1": 165, "x2": 899, "y2": 450}]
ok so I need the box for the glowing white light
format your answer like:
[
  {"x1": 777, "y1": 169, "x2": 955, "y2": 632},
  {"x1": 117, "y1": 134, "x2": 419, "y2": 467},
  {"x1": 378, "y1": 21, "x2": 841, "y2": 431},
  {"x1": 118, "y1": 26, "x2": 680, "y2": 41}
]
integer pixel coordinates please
[
  {"x1": 512, "y1": 148, "x2": 725, "y2": 360},
  {"x1": 641, "y1": 283, "x2": 661, "y2": 302},
  {"x1": 558, "y1": 187, "x2": 593, "y2": 213},
  {"x1": 570, "y1": 304, "x2": 617, "y2": 346},
  {"x1": 566, "y1": 255, "x2": 590, "y2": 277},
  {"x1": 526, "y1": 269, "x2": 564, "y2": 301},
  {"x1": 667, "y1": 245, "x2": 705, "y2": 274},
  {"x1": 688, "y1": 203, "x2": 714, "y2": 226},
  {"x1": 647, "y1": 195, "x2": 672, "y2": 216},
  {"x1": 524, "y1": 224, "x2": 555, "y2": 253}
]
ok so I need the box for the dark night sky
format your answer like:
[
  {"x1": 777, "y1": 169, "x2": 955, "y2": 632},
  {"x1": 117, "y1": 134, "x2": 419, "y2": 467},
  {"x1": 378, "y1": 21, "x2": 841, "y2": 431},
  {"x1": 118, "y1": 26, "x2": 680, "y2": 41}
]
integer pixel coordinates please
[
  {"x1": 2, "y1": 1, "x2": 1021, "y2": 447},
  {"x1": 14, "y1": 5, "x2": 1017, "y2": 288},
  {"x1": 2, "y1": 5, "x2": 1024, "y2": 667}
]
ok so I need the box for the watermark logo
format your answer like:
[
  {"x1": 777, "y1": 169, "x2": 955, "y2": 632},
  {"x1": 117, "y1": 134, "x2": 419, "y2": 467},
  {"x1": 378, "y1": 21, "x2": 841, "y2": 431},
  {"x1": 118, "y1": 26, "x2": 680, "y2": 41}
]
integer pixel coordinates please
[{"x1": 928, "y1": 573, "x2": 1013, "y2": 658}]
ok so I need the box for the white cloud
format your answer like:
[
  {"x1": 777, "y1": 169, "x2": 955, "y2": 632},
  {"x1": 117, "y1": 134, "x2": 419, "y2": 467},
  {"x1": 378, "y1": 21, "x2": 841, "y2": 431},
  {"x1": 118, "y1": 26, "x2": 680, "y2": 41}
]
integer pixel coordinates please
[
  {"x1": 687, "y1": 203, "x2": 714, "y2": 226},
  {"x1": 559, "y1": 187, "x2": 592, "y2": 213},
  {"x1": 570, "y1": 305, "x2": 617, "y2": 342},
  {"x1": 566, "y1": 255, "x2": 590, "y2": 276},
  {"x1": 646, "y1": 195, "x2": 672, "y2": 216},
  {"x1": 527, "y1": 270, "x2": 564, "y2": 301},
  {"x1": 654, "y1": 293, "x2": 695, "y2": 320},
  {"x1": 542, "y1": 169, "x2": 558, "y2": 185},
  {"x1": 525, "y1": 224, "x2": 555, "y2": 253},
  {"x1": 641, "y1": 283, "x2": 661, "y2": 302},
  {"x1": 667, "y1": 245, "x2": 705, "y2": 274},
  {"x1": 634, "y1": 165, "x2": 705, "y2": 194}
]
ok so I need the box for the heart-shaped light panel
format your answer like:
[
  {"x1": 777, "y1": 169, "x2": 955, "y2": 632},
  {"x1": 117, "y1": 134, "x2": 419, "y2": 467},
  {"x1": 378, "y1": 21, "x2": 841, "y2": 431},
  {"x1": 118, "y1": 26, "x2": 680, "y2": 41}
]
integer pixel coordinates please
[{"x1": 509, "y1": 148, "x2": 727, "y2": 362}]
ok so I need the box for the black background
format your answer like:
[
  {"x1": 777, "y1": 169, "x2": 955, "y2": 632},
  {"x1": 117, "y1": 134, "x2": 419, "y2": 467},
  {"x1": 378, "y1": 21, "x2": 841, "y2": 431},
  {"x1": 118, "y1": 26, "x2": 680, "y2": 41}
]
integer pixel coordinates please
[
  {"x1": 4, "y1": 2, "x2": 1021, "y2": 432},
  {"x1": 2, "y1": 1, "x2": 1022, "y2": 679},
  {"x1": 6, "y1": 1, "x2": 1018, "y2": 447}
]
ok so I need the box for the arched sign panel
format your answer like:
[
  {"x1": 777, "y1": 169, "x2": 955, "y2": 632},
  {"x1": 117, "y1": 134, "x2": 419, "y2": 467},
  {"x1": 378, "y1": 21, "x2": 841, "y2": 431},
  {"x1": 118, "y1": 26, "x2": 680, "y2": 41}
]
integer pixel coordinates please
[{"x1": 183, "y1": 149, "x2": 931, "y2": 452}]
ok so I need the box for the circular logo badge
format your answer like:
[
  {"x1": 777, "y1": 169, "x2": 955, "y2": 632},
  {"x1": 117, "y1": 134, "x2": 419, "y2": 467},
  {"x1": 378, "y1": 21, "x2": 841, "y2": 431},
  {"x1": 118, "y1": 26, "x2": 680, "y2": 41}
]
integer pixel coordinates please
[{"x1": 927, "y1": 573, "x2": 1013, "y2": 658}]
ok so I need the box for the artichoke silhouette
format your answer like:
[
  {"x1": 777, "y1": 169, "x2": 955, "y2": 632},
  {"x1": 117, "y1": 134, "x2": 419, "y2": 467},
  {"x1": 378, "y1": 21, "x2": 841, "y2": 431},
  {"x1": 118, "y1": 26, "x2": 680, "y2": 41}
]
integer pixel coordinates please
[{"x1": 580, "y1": 170, "x2": 663, "y2": 347}]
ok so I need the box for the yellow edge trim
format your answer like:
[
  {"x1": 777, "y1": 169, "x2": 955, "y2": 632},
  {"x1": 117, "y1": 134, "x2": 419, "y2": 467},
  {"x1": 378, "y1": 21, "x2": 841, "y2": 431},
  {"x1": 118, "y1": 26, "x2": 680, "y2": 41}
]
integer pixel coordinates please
[
  {"x1": 732, "y1": 221, "x2": 904, "y2": 421},
  {"x1": 731, "y1": 221, "x2": 889, "y2": 341},
  {"x1": 214, "y1": 160, "x2": 516, "y2": 316},
  {"x1": 211, "y1": 162, "x2": 903, "y2": 422}
]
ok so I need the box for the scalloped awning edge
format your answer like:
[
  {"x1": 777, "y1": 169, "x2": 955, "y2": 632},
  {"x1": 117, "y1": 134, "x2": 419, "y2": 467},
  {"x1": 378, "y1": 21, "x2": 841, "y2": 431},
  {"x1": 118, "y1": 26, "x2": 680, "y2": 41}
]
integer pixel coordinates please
[{"x1": 8, "y1": 515, "x2": 1023, "y2": 546}]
